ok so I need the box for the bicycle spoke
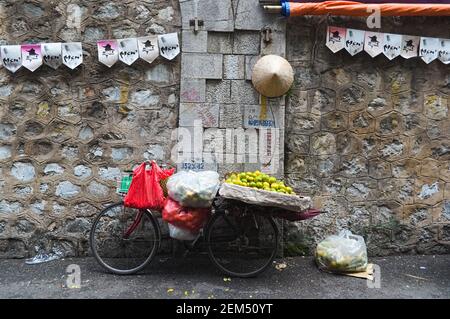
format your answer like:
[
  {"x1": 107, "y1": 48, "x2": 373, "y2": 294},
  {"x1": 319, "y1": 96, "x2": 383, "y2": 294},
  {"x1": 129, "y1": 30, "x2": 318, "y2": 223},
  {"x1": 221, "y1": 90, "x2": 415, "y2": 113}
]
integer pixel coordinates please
[
  {"x1": 207, "y1": 211, "x2": 278, "y2": 277},
  {"x1": 90, "y1": 203, "x2": 160, "y2": 274}
]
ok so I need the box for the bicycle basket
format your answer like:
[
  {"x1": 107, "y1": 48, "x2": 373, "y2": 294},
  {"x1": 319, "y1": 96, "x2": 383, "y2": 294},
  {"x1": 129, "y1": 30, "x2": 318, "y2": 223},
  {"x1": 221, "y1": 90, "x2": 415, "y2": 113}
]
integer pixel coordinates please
[{"x1": 117, "y1": 173, "x2": 133, "y2": 194}]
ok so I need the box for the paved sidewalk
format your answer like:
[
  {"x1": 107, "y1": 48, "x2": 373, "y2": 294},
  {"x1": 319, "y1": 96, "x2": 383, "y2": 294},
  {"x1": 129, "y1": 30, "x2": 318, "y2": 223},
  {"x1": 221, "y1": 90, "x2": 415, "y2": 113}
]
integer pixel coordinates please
[{"x1": 0, "y1": 254, "x2": 449, "y2": 299}]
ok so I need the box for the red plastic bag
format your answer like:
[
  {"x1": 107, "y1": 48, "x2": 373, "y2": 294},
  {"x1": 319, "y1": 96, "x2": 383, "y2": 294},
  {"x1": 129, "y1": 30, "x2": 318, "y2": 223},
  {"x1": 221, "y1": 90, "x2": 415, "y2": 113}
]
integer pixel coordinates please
[
  {"x1": 124, "y1": 161, "x2": 173, "y2": 210},
  {"x1": 162, "y1": 198, "x2": 211, "y2": 232}
]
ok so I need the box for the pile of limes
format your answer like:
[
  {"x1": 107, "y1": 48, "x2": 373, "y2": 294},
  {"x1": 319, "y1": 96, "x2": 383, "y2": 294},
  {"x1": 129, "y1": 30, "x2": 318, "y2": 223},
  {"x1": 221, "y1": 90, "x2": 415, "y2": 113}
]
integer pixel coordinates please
[{"x1": 225, "y1": 171, "x2": 296, "y2": 195}]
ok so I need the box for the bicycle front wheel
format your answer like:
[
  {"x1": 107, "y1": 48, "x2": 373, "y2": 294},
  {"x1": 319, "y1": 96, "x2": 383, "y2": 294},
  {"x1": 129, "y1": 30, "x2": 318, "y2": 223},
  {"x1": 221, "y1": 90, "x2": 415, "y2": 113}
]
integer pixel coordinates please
[
  {"x1": 89, "y1": 202, "x2": 161, "y2": 275},
  {"x1": 206, "y1": 210, "x2": 278, "y2": 278}
]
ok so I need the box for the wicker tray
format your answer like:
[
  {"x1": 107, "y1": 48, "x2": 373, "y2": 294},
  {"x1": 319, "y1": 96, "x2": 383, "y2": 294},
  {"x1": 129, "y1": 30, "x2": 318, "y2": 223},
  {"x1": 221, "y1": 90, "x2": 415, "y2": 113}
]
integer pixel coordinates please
[{"x1": 218, "y1": 183, "x2": 312, "y2": 213}]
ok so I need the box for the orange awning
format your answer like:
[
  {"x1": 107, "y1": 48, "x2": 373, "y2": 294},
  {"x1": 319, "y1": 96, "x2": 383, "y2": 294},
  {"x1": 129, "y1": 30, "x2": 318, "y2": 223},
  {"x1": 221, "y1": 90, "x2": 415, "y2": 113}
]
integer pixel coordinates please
[{"x1": 283, "y1": 1, "x2": 450, "y2": 16}]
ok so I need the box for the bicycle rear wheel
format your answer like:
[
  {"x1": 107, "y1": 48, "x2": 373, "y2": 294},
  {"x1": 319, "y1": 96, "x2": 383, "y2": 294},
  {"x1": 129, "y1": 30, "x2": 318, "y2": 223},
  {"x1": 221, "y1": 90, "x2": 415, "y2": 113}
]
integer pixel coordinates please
[
  {"x1": 90, "y1": 202, "x2": 161, "y2": 275},
  {"x1": 206, "y1": 209, "x2": 278, "y2": 278}
]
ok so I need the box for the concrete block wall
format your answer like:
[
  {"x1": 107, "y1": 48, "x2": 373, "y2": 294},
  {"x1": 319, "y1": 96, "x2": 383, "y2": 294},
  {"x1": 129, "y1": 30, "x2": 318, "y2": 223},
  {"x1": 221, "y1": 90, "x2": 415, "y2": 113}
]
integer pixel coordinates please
[{"x1": 178, "y1": 0, "x2": 286, "y2": 177}]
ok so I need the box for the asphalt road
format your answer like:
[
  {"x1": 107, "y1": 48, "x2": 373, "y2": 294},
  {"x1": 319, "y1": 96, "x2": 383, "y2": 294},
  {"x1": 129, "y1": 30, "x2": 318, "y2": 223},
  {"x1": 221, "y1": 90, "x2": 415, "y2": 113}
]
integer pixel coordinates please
[{"x1": 0, "y1": 254, "x2": 449, "y2": 299}]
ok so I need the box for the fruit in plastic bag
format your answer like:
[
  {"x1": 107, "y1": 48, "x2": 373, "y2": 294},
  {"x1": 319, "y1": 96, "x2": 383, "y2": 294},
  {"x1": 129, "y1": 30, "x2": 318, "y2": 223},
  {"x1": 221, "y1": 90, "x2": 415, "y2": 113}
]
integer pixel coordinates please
[
  {"x1": 168, "y1": 223, "x2": 197, "y2": 241},
  {"x1": 162, "y1": 198, "x2": 211, "y2": 232},
  {"x1": 167, "y1": 170, "x2": 220, "y2": 208},
  {"x1": 315, "y1": 230, "x2": 368, "y2": 273}
]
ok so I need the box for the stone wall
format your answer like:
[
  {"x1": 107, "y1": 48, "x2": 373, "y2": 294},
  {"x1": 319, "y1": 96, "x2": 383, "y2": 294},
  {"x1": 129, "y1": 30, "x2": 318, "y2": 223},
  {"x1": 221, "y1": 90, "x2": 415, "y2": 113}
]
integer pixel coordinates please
[
  {"x1": 0, "y1": 0, "x2": 181, "y2": 258},
  {"x1": 284, "y1": 17, "x2": 450, "y2": 256}
]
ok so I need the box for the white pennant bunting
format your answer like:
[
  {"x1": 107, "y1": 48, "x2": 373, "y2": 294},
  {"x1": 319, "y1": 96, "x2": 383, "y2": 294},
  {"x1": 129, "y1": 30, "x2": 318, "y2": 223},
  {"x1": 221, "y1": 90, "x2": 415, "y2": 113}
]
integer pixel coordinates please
[
  {"x1": 42, "y1": 43, "x2": 62, "y2": 69},
  {"x1": 21, "y1": 44, "x2": 43, "y2": 72},
  {"x1": 383, "y1": 33, "x2": 402, "y2": 60},
  {"x1": 158, "y1": 33, "x2": 180, "y2": 60},
  {"x1": 97, "y1": 39, "x2": 119, "y2": 67},
  {"x1": 118, "y1": 38, "x2": 139, "y2": 65},
  {"x1": 345, "y1": 29, "x2": 365, "y2": 56},
  {"x1": 438, "y1": 39, "x2": 450, "y2": 65},
  {"x1": 1, "y1": 45, "x2": 22, "y2": 73},
  {"x1": 400, "y1": 35, "x2": 419, "y2": 59},
  {"x1": 364, "y1": 31, "x2": 383, "y2": 58},
  {"x1": 62, "y1": 42, "x2": 83, "y2": 69},
  {"x1": 138, "y1": 35, "x2": 159, "y2": 64},
  {"x1": 326, "y1": 26, "x2": 346, "y2": 53},
  {"x1": 420, "y1": 37, "x2": 440, "y2": 64}
]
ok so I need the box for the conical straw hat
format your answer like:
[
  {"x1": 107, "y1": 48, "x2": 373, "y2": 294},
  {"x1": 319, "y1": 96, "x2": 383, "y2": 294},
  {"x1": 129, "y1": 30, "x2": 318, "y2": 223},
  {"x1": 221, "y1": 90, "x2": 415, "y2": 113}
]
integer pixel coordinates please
[{"x1": 252, "y1": 55, "x2": 294, "y2": 98}]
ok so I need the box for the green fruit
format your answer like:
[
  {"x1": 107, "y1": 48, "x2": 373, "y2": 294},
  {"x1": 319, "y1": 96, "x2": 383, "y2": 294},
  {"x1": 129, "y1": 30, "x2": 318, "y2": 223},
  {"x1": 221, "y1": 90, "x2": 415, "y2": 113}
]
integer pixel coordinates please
[
  {"x1": 241, "y1": 178, "x2": 247, "y2": 183},
  {"x1": 271, "y1": 183, "x2": 279, "y2": 189},
  {"x1": 249, "y1": 182, "x2": 256, "y2": 187},
  {"x1": 256, "y1": 182, "x2": 263, "y2": 188},
  {"x1": 263, "y1": 182, "x2": 270, "y2": 188},
  {"x1": 247, "y1": 176, "x2": 254, "y2": 182},
  {"x1": 268, "y1": 177, "x2": 277, "y2": 184},
  {"x1": 286, "y1": 186, "x2": 293, "y2": 193}
]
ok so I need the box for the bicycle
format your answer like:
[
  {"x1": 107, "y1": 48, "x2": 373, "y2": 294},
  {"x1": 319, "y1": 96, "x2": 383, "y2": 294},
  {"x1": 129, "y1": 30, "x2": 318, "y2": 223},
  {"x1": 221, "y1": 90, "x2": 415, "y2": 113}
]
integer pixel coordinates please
[{"x1": 89, "y1": 162, "x2": 320, "y2": 277}]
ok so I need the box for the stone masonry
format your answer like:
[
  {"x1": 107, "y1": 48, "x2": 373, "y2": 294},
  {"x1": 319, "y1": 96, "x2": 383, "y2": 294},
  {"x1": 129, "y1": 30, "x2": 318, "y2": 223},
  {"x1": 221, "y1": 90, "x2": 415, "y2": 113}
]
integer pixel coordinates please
[
  {"x1": 284, "y1": 17, "x2": 450, "y2": 256},
  {"x1": 0, "y1": 0, "x2": 181, "y2": 258}
]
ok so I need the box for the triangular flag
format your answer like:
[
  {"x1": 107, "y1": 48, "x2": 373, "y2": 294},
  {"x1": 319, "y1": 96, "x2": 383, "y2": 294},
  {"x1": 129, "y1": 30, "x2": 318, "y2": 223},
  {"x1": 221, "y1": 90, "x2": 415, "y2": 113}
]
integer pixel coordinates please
[
  {"x1": 364, "y1": 31, "x2": 383, "y2": 58},
  {"x1": 138, "y1": 35, "x2": 159, "y2": 64},
  {"x1": 118, "y1": 38, "x2": 139, "y2": 65},
  {"x1": 383, "y1": 33, "x2": 402, "y2": 60},
  {"x1": 400, "y1": 35, "x2": 419, "y2": 59},
  {"x1": 345, "y1": 29, "x2": 365, "y2": 56},
  {"x1": 21, "y1": 44, "x2": 43, "y2": 72},
  {"x1": 1, "y1": 45, "x2": 22, "y2": 73},
  {"x1": 97, "y1": 39, "x2": 119, "y2": 67},
  {"x1": 62, "y1": 42, "x2": 83, "y2": 69},
  {"x1": 158, "y1": 33, "x2": 180, "y2": 60},
  {"x1": 42, "y1": 43, "x2": 62, "y2": 69},
  {"x1": 438, "y1": 39, "x2": 450, "y2": 64},
  {"x1": 326, "y1": 26, "x2": 346, "y2": 53},
  {"x1": 420, "y1": 37, "x2": 439, "y2": 64}
]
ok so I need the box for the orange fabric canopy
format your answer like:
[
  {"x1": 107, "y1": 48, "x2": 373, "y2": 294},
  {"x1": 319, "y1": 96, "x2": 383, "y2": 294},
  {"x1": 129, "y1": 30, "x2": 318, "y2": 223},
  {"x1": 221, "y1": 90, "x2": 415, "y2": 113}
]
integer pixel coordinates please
[{"x1": 287, "y1": 1, "x2": 450, "y2": 16}]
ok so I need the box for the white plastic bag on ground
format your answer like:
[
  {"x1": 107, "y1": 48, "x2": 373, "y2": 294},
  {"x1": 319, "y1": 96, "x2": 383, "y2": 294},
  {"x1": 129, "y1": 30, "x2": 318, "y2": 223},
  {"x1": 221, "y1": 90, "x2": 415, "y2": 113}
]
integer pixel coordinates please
[
  {"x1": 168, "y1": 223, "x2": 197, "y2": 241},
  {"x1": 315, "y1": 230, "x2": 368, "y2": 273},
  {"x1": 167, "y1": 170, "x2": 220, "y2": 208}
]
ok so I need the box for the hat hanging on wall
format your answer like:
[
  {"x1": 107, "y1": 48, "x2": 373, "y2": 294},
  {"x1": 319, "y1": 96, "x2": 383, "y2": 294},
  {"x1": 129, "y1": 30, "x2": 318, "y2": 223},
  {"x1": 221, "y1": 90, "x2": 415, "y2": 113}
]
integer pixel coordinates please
[{"x1": 251, "y1": 54, "x2": 294, "y2": 98}]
